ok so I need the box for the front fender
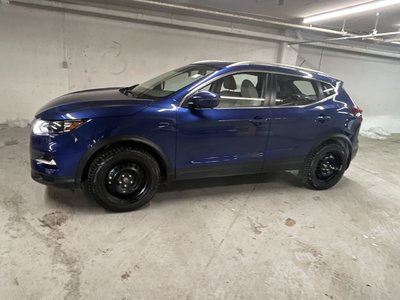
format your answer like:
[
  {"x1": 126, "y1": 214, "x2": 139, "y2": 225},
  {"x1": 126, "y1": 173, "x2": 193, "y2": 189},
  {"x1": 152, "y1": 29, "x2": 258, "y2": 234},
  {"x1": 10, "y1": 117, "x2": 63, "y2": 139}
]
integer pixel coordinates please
[{"x1": 74, "y1": 135, "x2": 173, "y2": 185}]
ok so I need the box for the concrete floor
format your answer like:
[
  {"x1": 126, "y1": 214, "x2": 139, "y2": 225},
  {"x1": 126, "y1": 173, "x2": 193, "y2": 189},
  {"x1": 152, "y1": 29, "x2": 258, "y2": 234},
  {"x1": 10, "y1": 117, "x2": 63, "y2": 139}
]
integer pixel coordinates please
[{"x1": 1, "y1": 126, "x2": 399, "y2": 300}]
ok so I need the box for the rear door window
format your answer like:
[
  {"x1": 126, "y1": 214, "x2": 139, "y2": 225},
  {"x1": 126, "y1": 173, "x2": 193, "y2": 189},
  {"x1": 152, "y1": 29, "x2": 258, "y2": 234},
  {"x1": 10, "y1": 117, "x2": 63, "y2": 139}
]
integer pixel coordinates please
[{"x1": 274, "y1": 75, "x2": 320, "y2": 106}]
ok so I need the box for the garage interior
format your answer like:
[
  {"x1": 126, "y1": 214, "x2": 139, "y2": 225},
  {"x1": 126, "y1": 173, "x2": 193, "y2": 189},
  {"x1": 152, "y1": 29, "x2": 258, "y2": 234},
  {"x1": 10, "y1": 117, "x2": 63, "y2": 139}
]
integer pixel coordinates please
[{"x1": 1, "y1": 0, "x2": 400, "y2": 299}]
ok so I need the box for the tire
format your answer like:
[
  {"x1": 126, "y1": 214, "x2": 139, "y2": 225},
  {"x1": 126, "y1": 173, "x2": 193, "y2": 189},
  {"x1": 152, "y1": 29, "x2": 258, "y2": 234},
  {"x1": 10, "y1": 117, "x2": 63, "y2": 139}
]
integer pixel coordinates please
[
  {"x1": 300, "y1": 143, "x2": 348, "y2": 190},
  {"x1": 87, "y1": 146, "x2": 160, "y2": 212}
]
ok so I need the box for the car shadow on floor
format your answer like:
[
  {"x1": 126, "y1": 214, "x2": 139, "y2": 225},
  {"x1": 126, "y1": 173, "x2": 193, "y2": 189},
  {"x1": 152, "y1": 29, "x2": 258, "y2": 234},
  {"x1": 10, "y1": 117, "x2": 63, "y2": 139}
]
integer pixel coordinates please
[
  {"x1": 158, "y1": 170, "x2": 303, "y2": 193},
  {"x1": 44, "y1": 185, "x2": 100, "y2": 210},
  {"x1": 44, "y1": 171, "x2": 304, "y2": 211}
]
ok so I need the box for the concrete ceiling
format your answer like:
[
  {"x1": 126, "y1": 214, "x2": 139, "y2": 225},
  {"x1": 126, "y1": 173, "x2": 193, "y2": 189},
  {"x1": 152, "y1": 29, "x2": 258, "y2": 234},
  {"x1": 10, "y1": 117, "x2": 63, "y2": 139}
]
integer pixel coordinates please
[
  {"x1": 155, "y1": 0, "x2": 400, "y2": 33},
  {"x1": 14, "y1": 0, "x2": 400, "y2": 50}
]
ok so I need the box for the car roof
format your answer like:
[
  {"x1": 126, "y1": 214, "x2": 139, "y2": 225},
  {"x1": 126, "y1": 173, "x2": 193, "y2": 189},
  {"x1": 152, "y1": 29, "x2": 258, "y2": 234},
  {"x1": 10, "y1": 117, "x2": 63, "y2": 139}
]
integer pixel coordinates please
[{"x1": 192, "y1": 60, "x2": 340, "y2": 85}]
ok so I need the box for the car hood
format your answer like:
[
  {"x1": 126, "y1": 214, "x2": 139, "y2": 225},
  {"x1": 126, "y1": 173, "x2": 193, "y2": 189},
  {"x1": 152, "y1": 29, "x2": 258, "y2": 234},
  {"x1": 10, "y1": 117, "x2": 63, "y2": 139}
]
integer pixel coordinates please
[{"x1": 36, "y1": 87, "x2": 153, "y2": 120}]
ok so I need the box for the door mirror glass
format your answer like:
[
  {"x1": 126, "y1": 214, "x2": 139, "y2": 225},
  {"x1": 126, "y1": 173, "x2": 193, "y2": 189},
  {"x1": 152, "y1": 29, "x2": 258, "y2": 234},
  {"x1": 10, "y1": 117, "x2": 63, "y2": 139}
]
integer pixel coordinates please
[{"x1": 188, "y1": 91, "x2": 220, "y2": 108}]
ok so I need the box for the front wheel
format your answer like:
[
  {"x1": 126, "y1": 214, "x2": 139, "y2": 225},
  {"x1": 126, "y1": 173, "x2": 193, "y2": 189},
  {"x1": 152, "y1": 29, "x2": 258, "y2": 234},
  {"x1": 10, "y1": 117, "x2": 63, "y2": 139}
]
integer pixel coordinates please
[
  {"x1": 300, "y1": 143, "x2": 348, "y2": 190},
  {"x1": 87, "y1": 147, "x2": 160, "y2": 212}
]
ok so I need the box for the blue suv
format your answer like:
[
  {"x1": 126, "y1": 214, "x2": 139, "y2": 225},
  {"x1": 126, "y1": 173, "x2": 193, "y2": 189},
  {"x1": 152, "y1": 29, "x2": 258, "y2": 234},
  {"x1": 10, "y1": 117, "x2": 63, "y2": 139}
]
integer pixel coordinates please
[{"x1": 31, "y1": 61, "x2": 362, "y2": 211}]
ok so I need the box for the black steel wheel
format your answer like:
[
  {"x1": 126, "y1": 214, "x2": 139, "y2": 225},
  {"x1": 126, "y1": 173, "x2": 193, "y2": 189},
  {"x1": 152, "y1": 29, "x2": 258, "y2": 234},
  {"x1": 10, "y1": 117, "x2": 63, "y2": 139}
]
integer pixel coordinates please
[
  {"x1": 315, "y1": 152, "x2": 342, "y2": 182},
  {"x1": 105, "y1": 162, "x2": 148, "y2": 199},
  {"x1": 300, "y1": 143, "x2": 348, "y2": 190},
  {"x1": 87, "y1": 146, "x2": 160, "y2": 212}
]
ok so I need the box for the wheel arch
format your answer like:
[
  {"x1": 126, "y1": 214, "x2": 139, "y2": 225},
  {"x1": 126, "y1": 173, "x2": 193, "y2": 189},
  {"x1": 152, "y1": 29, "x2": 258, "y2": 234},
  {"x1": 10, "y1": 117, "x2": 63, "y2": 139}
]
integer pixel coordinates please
[
  {"x1": 75, "y1": 136, "x2": 173, "y2": 186},
  {"x1": 311, "y1": 133, "x2": 353, "y2": 168}
]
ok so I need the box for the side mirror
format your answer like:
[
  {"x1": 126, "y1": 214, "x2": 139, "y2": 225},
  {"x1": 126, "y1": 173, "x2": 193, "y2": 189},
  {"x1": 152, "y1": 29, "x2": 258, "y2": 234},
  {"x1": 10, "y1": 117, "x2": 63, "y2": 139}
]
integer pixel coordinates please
[{"x1": 188, "y1": 91, "x2": 220, "y2": 109}]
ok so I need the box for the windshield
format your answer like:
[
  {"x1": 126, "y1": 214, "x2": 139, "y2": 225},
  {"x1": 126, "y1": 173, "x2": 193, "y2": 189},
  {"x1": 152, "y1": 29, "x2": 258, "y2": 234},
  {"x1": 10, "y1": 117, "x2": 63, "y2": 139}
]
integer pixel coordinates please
[{"x1": 124, "y1": 64, "x2": 218, "y2": 100}]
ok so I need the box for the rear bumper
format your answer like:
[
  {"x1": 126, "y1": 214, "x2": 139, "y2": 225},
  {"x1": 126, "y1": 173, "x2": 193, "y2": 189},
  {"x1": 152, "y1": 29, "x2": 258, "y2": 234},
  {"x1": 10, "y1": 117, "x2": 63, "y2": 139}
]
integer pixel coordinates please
[
  {"x1": 350, "y1": 125, "x2": 360, "y2": 160},
  {"x1": 351, "y1": 143, "x2": 359, "y2": 160},
  {"x1": 31, "y1": 170, "x2": 77, "y2": 189}
]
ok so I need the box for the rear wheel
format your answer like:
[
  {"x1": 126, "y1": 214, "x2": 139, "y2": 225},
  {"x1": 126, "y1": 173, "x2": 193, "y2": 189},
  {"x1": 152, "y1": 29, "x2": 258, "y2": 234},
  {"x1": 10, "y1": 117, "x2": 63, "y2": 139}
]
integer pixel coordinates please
[
  {"x1": 300, "y1": 143, "x2": 347, "y2": 190},
  {"x1": 87, "y1": 147, "x2": 160, "y2": 212}
]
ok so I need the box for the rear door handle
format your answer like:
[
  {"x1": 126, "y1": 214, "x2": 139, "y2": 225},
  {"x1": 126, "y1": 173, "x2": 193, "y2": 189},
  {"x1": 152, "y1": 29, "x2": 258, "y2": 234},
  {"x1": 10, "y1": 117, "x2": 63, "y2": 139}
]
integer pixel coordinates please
[
  {"x1": 249, "y1": 116, "x2": 268, "y2": 123},
  {"x1": 315, "y1": 114, "x2": 331, "y2": 123}
]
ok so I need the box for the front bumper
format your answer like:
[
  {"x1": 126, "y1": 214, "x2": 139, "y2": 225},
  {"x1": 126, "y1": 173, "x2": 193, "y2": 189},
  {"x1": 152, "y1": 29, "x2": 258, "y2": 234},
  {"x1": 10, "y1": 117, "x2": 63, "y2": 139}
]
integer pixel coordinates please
[
  {"x1": 31, "y1": 170, "x2": 76, "y2": 188},
  {"x1": 30, "y1": 125, "x2": 90, "y2": 188}
]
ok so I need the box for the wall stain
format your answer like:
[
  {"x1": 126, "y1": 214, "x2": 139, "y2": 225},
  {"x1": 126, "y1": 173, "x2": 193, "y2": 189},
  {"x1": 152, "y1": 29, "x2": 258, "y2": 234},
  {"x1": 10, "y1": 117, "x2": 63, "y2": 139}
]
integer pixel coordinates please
[{"x1": 101, "y1": 41, "x2": 127, "y2": 75}]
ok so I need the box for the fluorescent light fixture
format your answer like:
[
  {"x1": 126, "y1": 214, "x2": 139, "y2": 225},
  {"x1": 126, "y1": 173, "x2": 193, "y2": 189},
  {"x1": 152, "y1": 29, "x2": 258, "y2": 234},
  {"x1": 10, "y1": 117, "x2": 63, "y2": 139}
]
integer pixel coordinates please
[{"x1": 303, "y1": 0, "x2": 400, "y2": 24}]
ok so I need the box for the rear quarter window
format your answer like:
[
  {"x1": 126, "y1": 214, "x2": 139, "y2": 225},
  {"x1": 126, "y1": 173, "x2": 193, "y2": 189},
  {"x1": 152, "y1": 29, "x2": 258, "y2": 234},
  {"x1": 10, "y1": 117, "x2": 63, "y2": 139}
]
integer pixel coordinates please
[{"x1": 320, "y1": 82, "x2": 336, "y2": 98}]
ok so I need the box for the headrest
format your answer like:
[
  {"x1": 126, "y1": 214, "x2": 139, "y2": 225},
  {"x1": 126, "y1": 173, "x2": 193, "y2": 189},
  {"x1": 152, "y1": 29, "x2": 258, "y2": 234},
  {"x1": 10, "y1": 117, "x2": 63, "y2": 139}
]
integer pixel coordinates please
[
  {"x1": 223, "y1": 76, "x2": 237, "y2": 90},
  {"x1": 241, "y1": 79, "x2": 258, "y2": 98}
]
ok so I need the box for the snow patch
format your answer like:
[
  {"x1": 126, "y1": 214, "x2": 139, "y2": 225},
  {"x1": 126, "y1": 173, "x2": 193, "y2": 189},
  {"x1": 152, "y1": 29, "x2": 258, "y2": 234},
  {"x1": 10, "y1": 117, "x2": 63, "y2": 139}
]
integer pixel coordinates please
[
  {"x1": 361, "y1": 115, "x2": 400, "y2": 134},
  {"x1": 360, "y1": 126, "x2": 391, "y2": 140}
]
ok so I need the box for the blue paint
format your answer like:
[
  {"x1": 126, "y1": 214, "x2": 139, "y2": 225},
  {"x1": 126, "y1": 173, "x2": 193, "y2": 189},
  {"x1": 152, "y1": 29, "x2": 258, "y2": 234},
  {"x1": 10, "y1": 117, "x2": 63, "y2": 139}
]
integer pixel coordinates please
[{"x1": 30, "y1": 61, "x2": 361, "y2": 186}]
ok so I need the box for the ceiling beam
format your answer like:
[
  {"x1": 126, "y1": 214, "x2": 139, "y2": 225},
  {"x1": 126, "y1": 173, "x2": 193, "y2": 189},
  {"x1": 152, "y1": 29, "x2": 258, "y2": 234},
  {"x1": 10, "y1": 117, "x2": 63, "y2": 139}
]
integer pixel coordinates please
[{"x1": 290, "y1": 31, "x2": 400, "y2": 45}]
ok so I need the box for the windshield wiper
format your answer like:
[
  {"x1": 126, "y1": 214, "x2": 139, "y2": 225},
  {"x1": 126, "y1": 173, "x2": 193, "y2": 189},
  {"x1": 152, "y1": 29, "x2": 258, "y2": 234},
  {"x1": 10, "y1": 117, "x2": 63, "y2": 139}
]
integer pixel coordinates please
[{"x1": 119, "y1": 84, "x2": 139, "y2": 96}]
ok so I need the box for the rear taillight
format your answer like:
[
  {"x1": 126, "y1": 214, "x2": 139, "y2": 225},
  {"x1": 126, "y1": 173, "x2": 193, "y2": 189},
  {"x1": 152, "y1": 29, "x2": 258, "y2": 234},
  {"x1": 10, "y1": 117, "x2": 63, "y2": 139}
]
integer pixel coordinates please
[{"x1": 352, "y1": 107, "x2": 363, "y2": 121}]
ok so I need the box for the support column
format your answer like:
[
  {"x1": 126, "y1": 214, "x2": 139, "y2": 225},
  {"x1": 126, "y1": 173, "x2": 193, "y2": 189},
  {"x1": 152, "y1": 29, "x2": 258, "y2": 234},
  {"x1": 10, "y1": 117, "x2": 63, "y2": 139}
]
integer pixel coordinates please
[{"x1": 277, "y1": 41, "x2": 299, "y2": 65}]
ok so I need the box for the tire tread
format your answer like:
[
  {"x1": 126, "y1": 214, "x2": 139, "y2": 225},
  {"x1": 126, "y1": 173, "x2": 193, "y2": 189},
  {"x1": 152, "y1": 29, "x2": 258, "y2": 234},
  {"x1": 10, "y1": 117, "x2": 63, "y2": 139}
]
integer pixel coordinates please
[
  {"x1": 87, "y1": 146, "x2": 160, "y2": 212},
  {"x1": 299, "y1": 142, "x2": 345, "y2": 190}
]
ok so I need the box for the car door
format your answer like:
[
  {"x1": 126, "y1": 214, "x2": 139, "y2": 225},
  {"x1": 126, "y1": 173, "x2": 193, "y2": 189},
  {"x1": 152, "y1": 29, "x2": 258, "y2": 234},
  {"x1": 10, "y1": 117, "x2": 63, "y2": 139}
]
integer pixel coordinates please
[
  {"x1": 265, "y1": 73, "x2": 338, "y2": 168},
  {"x1": 176, "y1": 71, "x2": 271, "y2": 179}
]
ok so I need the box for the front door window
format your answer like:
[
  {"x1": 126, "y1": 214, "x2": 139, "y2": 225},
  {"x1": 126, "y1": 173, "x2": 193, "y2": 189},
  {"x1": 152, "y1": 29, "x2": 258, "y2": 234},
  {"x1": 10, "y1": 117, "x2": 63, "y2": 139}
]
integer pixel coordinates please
[{"x1": 200, "y1": 72, "x2": 266, "y2": 108}]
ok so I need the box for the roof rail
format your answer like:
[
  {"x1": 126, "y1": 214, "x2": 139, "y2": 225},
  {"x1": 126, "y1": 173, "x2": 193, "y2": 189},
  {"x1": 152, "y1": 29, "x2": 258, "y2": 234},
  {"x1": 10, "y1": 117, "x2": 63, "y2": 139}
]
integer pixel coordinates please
[
  {"x1": 192, "y1": 60, "x2": 229, "y2": 64},
  {"x1": 226, "y1": 61, "x2": 330, "y2": 77}
]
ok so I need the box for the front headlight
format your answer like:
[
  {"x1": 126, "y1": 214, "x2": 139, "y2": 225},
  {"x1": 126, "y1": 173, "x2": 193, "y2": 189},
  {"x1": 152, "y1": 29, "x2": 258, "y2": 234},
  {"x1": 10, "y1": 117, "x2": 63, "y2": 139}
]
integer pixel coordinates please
[{"x1": 32, "y1": 119, "x2": 89, "y2": 135}]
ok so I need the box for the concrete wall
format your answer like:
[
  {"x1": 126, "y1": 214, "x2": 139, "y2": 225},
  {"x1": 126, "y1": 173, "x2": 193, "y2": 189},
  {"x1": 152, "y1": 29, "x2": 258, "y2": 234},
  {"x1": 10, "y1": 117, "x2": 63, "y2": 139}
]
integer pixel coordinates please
[
  {"x1": 1, "y1": 4, "x2": 399, "y2": 133},
  {"x1": 298, "y1": 46, "x2": 400, "y2": 133},
  {"x1": 0, "y1": 4, "x2": 279, "y2": 123}
]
